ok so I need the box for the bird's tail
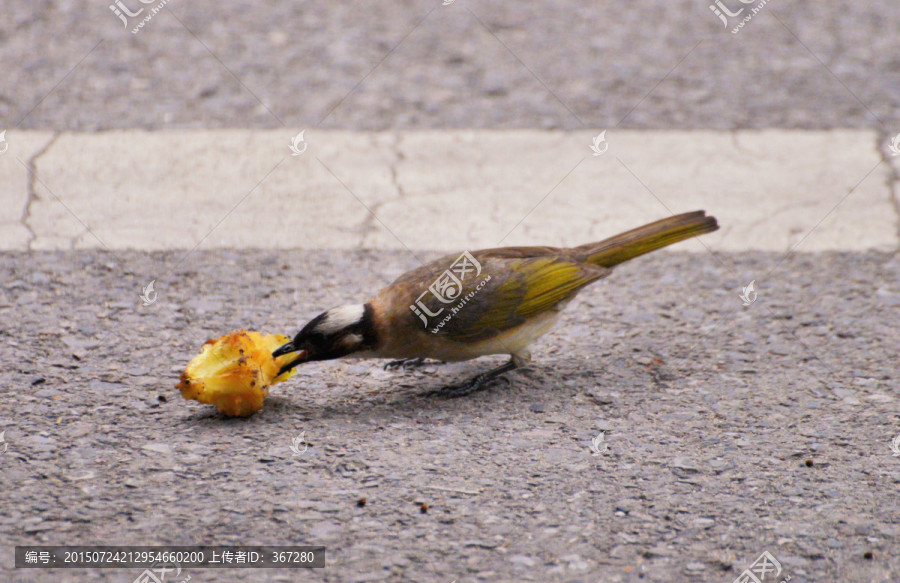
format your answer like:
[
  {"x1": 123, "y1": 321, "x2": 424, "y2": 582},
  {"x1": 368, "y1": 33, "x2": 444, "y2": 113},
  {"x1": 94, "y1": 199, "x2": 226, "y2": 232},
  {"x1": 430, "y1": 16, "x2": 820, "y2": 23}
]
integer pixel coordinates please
[{"x1": 573, "y1": 211, "x2": 718, "y2": 268}]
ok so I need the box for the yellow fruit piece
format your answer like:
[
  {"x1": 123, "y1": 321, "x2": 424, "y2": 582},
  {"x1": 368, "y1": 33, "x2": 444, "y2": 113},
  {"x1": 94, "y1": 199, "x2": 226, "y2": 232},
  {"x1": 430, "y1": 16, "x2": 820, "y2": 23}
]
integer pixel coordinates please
[{"x1": 177, "y1": 330, "x2": 297, "y2": 417}]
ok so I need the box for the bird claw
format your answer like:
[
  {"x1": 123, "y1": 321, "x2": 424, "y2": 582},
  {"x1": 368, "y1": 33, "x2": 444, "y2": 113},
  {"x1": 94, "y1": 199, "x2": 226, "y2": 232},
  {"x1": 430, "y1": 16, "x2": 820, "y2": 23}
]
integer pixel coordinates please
[{"x1": 429, "y1": 372, "x2": 510, "y2": 399}]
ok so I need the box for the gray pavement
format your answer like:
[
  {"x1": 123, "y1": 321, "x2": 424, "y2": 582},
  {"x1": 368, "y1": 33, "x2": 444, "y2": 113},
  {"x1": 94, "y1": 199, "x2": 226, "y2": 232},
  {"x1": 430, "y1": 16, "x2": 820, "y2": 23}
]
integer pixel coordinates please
[
  {"x1": 1, "y1": 1, "x2": 899, "y2": 131},
  {"x1": 1, "y1": 249, "x2": 899, "y2": 582}
]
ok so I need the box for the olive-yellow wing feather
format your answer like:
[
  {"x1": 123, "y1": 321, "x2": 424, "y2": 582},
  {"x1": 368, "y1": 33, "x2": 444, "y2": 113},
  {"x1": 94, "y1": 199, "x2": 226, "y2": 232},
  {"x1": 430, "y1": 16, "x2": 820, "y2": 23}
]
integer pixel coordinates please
[{"x1": 417, "y1": 255, "x2": 609, "y2": 343}]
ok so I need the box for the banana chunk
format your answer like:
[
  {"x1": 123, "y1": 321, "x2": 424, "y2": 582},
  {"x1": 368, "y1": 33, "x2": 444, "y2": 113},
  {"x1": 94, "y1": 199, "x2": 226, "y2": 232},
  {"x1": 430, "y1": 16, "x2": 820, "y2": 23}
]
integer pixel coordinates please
[{"x1": 177, "y1": 330, "x2": 296, "y2": 417}]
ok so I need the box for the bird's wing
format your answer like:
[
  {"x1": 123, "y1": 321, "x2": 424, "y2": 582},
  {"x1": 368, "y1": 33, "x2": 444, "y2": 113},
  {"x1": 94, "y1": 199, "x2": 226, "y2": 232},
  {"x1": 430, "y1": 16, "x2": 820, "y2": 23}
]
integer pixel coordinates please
[{"x1": 401, "y1": 254, "x2": 609, "y2": 343}]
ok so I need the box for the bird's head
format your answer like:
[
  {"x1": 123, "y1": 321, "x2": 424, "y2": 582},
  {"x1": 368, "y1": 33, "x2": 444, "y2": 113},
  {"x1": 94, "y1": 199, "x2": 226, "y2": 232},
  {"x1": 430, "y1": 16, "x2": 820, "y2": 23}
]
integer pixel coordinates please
[{"x1": 272, "y1": 304, "x2": 377, "y2": 375}]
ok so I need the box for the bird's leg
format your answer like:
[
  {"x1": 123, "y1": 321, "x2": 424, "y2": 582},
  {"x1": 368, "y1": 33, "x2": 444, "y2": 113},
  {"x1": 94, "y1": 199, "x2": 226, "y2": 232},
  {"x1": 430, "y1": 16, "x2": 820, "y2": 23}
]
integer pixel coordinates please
[
  {"x1": 431, "y1": 353, "x2": 530, "y2": 398},
  {"x1": 433, "y1": 360, "x2": 518, "y2": 398},
  {"x1": 383, "y1": 358, "x2": 429, "y2": 370}
]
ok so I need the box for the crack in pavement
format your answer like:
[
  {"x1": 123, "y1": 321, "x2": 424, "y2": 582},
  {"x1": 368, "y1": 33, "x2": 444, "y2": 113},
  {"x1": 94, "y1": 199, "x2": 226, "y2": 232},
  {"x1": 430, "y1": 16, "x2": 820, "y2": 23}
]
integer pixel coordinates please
[
  {"x1": 20, "y1": 132, "x2": 62, "y2": 252},
  {"x1": 389, "y1": 131, "x2": 408, "y2": 199},
  {"x1": 359, "y1": 132, "x2": 409, "y2": 248},
  {"x1": 358, "y1": 198, "x2": 388, "y2": 248}
]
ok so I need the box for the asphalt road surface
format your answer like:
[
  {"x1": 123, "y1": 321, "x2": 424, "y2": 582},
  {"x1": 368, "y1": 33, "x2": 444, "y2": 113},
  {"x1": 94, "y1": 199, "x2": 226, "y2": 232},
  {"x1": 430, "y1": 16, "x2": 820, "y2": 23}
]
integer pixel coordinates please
[
  {"x1": 1, "y1": 1, "x2": 899, "y2": 131},
  {"x1": 2, "y1": 250, "x2": 899, "y2": 582}
]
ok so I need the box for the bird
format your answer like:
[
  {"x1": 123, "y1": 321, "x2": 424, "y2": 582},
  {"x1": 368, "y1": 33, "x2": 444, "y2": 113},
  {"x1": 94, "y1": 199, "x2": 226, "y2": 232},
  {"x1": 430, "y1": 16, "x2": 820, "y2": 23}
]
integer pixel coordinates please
[{"x1": 273, "y1": 211, "x2": 718, "y2": 396}]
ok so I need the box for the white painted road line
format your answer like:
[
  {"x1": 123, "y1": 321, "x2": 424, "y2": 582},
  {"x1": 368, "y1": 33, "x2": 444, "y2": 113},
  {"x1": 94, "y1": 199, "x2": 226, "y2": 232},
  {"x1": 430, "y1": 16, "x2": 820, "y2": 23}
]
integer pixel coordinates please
[{"x1": 1, "y1": 130, "x2": 897, "y2": 252}]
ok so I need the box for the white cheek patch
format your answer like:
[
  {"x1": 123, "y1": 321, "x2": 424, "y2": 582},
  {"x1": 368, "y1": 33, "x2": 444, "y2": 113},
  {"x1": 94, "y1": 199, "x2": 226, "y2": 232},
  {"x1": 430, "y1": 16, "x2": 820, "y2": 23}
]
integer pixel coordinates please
[{"x1": 314, "y1": 304, "x2": 366, "y2": 335}]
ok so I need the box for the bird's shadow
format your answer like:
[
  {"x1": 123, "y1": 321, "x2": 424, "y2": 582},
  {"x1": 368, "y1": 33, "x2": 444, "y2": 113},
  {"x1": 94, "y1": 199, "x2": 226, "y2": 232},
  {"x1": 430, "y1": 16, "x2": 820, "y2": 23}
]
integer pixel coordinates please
[
  {"x1": 260, "y1": 362, "x2": 549, "y2": 422},
  {"x1": 174, "y1": 353, "x2": 614, "y2": 425}
]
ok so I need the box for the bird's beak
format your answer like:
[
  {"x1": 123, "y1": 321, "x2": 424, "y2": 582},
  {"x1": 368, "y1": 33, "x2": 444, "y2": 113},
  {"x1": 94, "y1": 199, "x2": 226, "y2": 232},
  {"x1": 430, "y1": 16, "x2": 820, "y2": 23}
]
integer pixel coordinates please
[{"x1": 272, "y1": 341, "x2": 308, "y2": 375}]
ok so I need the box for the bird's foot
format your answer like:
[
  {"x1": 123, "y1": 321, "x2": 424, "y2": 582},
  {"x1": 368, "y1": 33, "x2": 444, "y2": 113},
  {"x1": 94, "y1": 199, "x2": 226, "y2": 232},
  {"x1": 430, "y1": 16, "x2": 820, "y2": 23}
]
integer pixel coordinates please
[
  {"x1": 428, "y1": 359, "x2": 519, "y2": 398},
  {"x1": 383, "y1": 358, "x2": 428, "y2": 371},
  {"x1": 430, "y1": 374, "x2": 510, "y2": 398}
]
